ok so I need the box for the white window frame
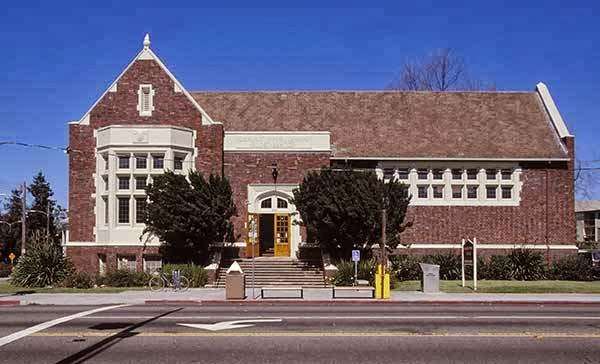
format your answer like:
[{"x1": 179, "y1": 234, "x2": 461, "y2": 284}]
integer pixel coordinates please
[{"x1": 137, "y1": 84, "x2": 155, "y2": 117}]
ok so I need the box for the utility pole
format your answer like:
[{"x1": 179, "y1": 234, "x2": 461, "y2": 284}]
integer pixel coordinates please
[
  {"x1": 21, "y1": 181, "x2": 26, "y2": 255},
  {"x1": 381, "y1": 207, "x2": 387, "y2": 275}
]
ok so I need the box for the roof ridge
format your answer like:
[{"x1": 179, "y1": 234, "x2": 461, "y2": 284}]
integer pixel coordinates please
[{"x1": 190, "y1": 89, "x2": 534, "y2": 94}]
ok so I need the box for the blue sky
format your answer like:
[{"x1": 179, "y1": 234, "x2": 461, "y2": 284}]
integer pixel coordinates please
[{"x1": 1, "y1": 0, "x2": 599, "y2": 206}]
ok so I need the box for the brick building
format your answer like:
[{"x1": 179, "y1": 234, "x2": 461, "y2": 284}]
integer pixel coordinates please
[{"x1": 66, "y1": 35, "x2": 576, "y2": 274}]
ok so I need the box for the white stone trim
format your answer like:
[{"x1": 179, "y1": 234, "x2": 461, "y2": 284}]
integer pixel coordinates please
[
  {"x1": 74, "y1": 35, "x2": 216, "y2": 126},
  {"x1": 65, "y1": 241, "x2": 161, "y2": 247},
  {"x1": 224, "y1": 131, "x2": 331, "y2": 152},
  {"x1": 331, "y1": 156, "x2": 570, "y2": 162},
  {"x1": 397, "y1": 244, "x2": 578, "y2": 251},
  {"x1": 536, "y1": 82, "x2": 572, "y2": 138}
]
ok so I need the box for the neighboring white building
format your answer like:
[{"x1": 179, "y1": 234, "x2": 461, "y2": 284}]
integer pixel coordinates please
[{"x1": 575, "y1": 200, "x2": 600, "y2": 243}]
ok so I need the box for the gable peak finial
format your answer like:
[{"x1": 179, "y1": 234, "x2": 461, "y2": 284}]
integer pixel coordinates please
[{"x1": 143, "y1": 33, "x2": 151, "y2": 49}]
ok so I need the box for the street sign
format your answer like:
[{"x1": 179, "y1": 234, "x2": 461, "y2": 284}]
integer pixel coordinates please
[
  {"x1": 352, "y1": 250, "x2": 360, "y2": 262},
  {"x1": 461, "y1": 238, "x2": 478, "y2": 291},
  {"x1": 464, "y1": 241, "x2": 474, "y2": 265}
]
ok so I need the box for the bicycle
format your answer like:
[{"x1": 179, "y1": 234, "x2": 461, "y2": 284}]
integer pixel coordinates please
[{"x1": 148, "y1": 269, "x2": 190, "y2": 291}]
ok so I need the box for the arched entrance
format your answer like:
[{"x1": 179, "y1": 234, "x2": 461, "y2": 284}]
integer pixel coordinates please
[{"x1": 246, "y1": 185, "x2": 299, "y2": 258}]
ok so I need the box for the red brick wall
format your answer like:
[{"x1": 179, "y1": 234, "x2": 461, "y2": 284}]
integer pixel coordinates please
[
  {"x1": 224, "y1": 152, "x2": 330, "y2": 240},
  {"x1": 400, "y1": 161, "x2": 576, "y2": 245},
  {"x1": 68, "y1": 58, "x2": 223, "y2": 243},
  {"x1": 67, "y1": 246, "x2": 160, "y2": 275}
]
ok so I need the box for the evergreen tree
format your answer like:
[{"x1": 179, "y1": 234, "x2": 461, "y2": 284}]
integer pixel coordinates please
[
  {"x1": 27, "y1": 172, "x2": 61, "y2": 244},
  {"x1": 0, "y1": 188, "x2": 24, "y2": 257},
  {"x1": 143, "y1": 171, "x2": 236, "y2": 264},
  {"x1": 292, "y1": 169, "x2": 412, "y2": 260}
]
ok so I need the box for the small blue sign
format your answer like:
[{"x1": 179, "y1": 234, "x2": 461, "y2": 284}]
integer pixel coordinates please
[{"x1": 352, "y1": 250, "x2": 360, "y2": 262}]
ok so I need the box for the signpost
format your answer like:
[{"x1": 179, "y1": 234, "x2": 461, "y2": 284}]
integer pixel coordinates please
[
  {"x1": 351, "y1": 249, "x2": 360, "y2": 286},
  {"x1": 461, "y1": 238, "x2": 478, "y2": 291}
]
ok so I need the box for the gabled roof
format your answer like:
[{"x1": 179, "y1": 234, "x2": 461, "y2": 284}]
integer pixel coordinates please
[
  {"x1": 72, "y1": 34, "x2": 216, "y2": 126},
  {"x1": 192, "y1": 87, "x2": 570, "y2": 160}
]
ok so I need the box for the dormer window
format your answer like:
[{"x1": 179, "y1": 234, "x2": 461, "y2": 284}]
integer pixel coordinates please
[{"x1": 137, "y1": 84, "x2": 155, "y2": 116}]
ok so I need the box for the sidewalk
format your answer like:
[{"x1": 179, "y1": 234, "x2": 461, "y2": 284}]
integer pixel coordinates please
[{"x1": 2, "y1": 287, "x2": 600, "y2": 306}]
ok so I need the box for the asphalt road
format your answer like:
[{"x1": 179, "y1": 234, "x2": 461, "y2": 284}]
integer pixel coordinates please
[{"x1": 1, "y1": 303, "x2": 600, "y2": 363}]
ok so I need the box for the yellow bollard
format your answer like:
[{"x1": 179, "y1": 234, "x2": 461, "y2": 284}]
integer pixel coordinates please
[
  {"x1": 383, "y1": 273, "x2": 390, "y2": 299},
  {"x1": 375, "y1": 264, "x2": 382, "y2": 298}
]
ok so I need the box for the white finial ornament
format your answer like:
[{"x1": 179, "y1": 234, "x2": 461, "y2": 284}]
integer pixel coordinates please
[{"x1": 143, "y1": 33, "x2": 151, "y2": 49}]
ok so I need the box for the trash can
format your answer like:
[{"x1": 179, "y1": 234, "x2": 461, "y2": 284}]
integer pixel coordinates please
[
  {"x1": 419, "y1": 263, "x2": 440, "y2": 293},
  {"x1": 225, "y1": 261, "x2": 245, "y2": 299}
]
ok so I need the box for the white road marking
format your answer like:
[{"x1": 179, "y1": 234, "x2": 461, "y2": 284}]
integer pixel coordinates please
[
  {"x1": 88, "y1": 315, "x2": 600, "y2": 321},
  {"x1": 177, "y1": 319, "x2": 283, "y2": 331},
  {"x1": 0, "y1": 304, "x2": 130, "y2": 348}
]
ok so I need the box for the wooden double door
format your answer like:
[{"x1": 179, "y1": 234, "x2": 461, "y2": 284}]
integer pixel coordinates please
[{"x1": 246, "y1": 213, "x2": 290, "y2": 257}]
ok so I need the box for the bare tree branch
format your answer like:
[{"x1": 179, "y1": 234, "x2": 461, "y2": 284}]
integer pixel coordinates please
[{"x1": 387, "y1": 48, "x2": 493, "y2": 91}]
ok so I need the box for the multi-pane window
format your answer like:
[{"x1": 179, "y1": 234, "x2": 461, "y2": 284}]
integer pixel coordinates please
[
  {"x1": 102, "y1": 154, "x2": 109, "y2": 171},
  {"x1": 467, "y1": 169, "x2": 478, "y2": 180},
  {"x1": 432, "y1": 185, "x2": 443, "y2": 199},
  {"x1": 277, "y1": 198, "x2": 288, "y2": 209},
  {"x1": 417, "y1": 169, "x2": 429, "y2": 180},
  {"x1": 417, "y1": 185, "x2": 428, "y2": 199},
  {"x1": 135, "y1": 177, "x2": 147, "y2": 190},
  {"x1": 118, "y1": 255, "x2": 136, "y2": 271},
  {"x1": 135, "y1": 198, "x2": 147, "y2": 224},
  {"x1": 432, "y1": 169, "x2": 444, "y2": 180},
  {"x1": 382, "y1": 168, "x2": 394, "y2": 180},
  {"x1": 118, "y1": 176, "x2": 130, "y2": 190},
  {"x1": 467, "y1": 185, "x2": 478, "y2": 199},
  {"x1": 118, "y1": 197, "x2": 130, "y2": 223},
  {"x1": 452, "y1": 185, "x2": 463, "y2": 199},
  {"x1": 452, "y1": 169, "x2": 463, "y2": 180},
  {"x1": 486, "y1": 169, "x2": 497, "y2": 180},
  {"x1": 261, "y1": 198, "x2": 272, "y2": 209},
  {"x1": 153, "y1": 155, "x2": 164, "y2": 169},
  {"x1": 103, "y1": 176, "x2": 109, "y2": 191},
  {"x1": 583, "y1": 212, "x2": 596, "y2": 241},
  {"x1": 103, "y1": 197, "x2": 109, "y2": 225},
  {"x1": 136, "y1": 155, "x2": 147, "y2": 169},
  {"x1": 397, "y1": 169, "x2": 409, "y2": 180},
  {"x1": 486, "y1": 186, "x2": 497, "y2": 199},
  {"x1": 118, "y1": 155, "x2": 130, "y2": 169},
  {"x1": 174, "y1": 156, "x2": 184, "y2": 170},
  {"x1": 501, "y1": 186, "x2": 512, "y2": 199},
  {"x1": 501, "y1": 169, "x2": 512, "y2": 180},
  {"x1": 143, "y1": 257, "x2": 162, "y2": 273}
]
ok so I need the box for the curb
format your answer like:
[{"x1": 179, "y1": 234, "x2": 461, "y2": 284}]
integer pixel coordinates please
[
  {"x1": 0, "y1": 300, "x2": 21, "y2": 306},
  {"x1": 144, "y1": 299, "x2": 600, "y2": 306}
]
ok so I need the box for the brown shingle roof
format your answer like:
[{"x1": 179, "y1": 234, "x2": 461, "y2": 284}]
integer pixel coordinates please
[{"x1": 191, "y1": 91, "x2": 568, "y2": 159}]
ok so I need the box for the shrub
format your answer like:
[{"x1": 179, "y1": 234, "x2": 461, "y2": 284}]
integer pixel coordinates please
[
  {"x1": 162, "y1": 264, "x2": 208, "y2": 288},
  {"x1": 509, "y1": 249, "x2": 546, "y2": 281},
  {"x1": 549, "y1": 255, "x2": 597, "y2": 281},
  {"x1": 62, "y1": 271, "x2": 95, "y2": 289},
  {"x1": 390, "y1": 255, "x2": 420, "y2": 281},
  {"x1": 101, "y1": 269, "x2": 150, "y2": 287},
  {"x1": 421, "y1": 253, "x2": 461, "y2": 280},
  {"x1": 0, "y1": 263, "x2": 12, "y2": 278},
  {"x1": 332, "y1": 259, "x2": 376, "y2": 286},
  {"x1": 482, "y1": 255, "x2": 513, "y2": 280},
  {"x1": 11, "y1": 232, "x2": 74, "y2": 287}
]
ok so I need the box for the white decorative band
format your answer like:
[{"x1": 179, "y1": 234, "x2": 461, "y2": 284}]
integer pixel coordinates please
[
  {"x1": 396, "y1": 244, "x2": 578, "y2": 250},
  {"x1": 224, "y1": 131, "x2": 331, "y2": 152},
  {"x1": 64, "y1": 241, "x2": 161, "y2": 247}
]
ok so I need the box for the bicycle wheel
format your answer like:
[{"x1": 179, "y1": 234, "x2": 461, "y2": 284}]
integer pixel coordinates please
[
  {"x1": 149, "y1": 276, "x2": 164, "y2": 291},
  {"x1": 178, "y1": 276, "x2": 190, "y2": 291}
]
